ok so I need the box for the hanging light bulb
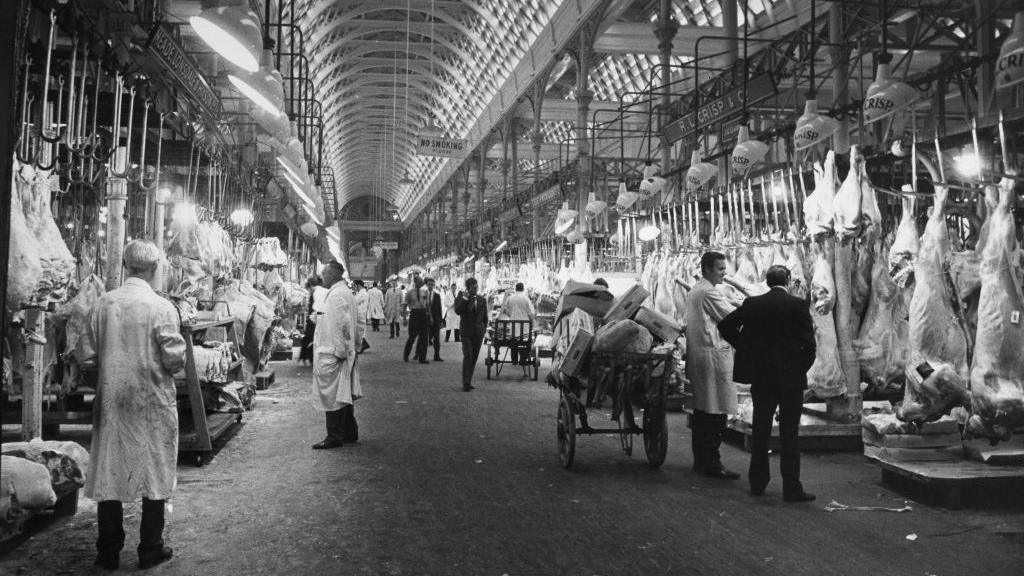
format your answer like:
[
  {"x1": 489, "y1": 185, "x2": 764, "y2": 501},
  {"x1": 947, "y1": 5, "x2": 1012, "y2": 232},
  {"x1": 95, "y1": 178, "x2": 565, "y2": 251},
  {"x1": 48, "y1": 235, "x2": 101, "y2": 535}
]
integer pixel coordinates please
[
  {"x1": 189, "y1": 5, "x2": 262, "y2": 72},
  {"x1": 637, "y1": 224, "x2": 661, "y2": 242},
  {"x1": 794, "y1": 99, "x2": 838, "y2": 150},
  {"x1": 731, "y1": 125, "x2": 769, "y2": 176},
  {"x1": 997, "y1": 12, "x2": 1024, "y2": 89},
  {"x1": 863, "y1": 63, "x2": 919, "y2": 124}
]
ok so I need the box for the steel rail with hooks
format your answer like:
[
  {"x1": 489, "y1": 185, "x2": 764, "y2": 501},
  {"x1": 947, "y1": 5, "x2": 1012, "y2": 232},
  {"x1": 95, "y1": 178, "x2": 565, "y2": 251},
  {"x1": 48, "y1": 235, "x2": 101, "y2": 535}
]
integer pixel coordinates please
[
  {"x1": 127, "y1": 98, "x2": 151, "y2": 184},
  {"x1": 66, "y1": 40, "x2": 89, "y2": 156},
  {"x1": 139, "y1": 110, "x2": 164, "y2": 192},
  {"x1": 107, "y1": 75, "x2": 135, "y2": 179}
]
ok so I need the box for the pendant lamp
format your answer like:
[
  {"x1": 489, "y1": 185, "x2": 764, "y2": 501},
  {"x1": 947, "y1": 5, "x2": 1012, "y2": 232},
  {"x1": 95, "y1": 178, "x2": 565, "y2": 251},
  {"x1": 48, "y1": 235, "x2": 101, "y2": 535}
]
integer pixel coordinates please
[
  {"x1": 794, "y1": 99, "x2": 839, "y2": 151},
  {"x1": 584, "y1": 192, "x2": 607, "y2": 219},
  {"x1": 616, "y1": 181, "x2": 639, "y2": 210},
  {"x1": 731, "y1": 125, "x2": 769, "y2": 176},
  {"x1": 554, "y1": 203, "x2": 578, "y2": 236},
  {"x1": 189, "y1": 5, "x2": 262, "y2": 72},
  {"x1": 639, "y1": 161, "x2": 667, "y2": 199},
  {"x1": 564, "y1": 230, "x2": 585, "y2": 244},
  {"x1": 300, "y1": 221, "x2": 319, "y2": 237},
  {"x1": 637, "y1": 224, "x2": 661, "y2": 242},
  {"x1": 686, "y1": 150, "x2": 717, "y2": 192},
  {"x1": 997, "y1": 12, "x2": 1024, "y2": 89},
  {"x1": 863, "y1": 64, "x2": 919, "y2": 124}
]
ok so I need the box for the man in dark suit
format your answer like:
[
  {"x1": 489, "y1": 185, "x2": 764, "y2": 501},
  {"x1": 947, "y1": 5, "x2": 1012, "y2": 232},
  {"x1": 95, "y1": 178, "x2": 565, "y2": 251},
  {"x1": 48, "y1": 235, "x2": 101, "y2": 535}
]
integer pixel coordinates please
[
  {"x1": 718, "y1": 265, "x2": 817, "y2": 503},
  {"x1": 425, "y1": 277, "x2": 444, "y2": 362},
  {"x1": 454, "y1": 277, "x2": 489, "y2": 392}
]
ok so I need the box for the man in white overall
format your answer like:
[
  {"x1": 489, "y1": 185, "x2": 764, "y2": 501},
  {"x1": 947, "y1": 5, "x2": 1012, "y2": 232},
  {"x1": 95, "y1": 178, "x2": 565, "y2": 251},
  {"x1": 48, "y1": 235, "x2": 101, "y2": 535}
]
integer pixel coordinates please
[{"x1": 312, "y1": 261, "x2": 362, "y2": 449}]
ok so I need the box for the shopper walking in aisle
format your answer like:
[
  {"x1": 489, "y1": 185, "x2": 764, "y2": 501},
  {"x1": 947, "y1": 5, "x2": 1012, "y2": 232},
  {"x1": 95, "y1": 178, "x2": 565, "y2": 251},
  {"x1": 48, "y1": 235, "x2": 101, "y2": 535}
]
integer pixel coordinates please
[
  {"x1": 425, "y1": 277, "x2": 444, "y2": 361},
  {"x1": 312, "y1": 261, "x2": 362, "y2": 449},
  {"x1": 353, "y1": 280, "x2": 371, "y2": 353},
  {"x1": 367, "y1": 281, "x2": 385, "y2": 332},
  {"x1": 76, "y1": 240, "x2": 186, "y2": 570},
  {"x1": 443, "y1": 283, "x2": 460, "y2": 342},
  {"x1": 300, "y1": 275, "x2": 326, "y2": 364},
  {"x1": 718, "y1": 265, "x2": 817, "y2": 502},
  {"x1": 501, "y1": 282, "x2": 536, "y2": 365},
  {"x1": 455, "y1": 277, "x2": 489, "y2": 392},
  {"x1": 404, "y1": 274, "x2": 430, "y2": 363},
  {"x1": 384, "y1": 281, "x2": 402, "y2": 338},
  {"x1": 685, "y1": 251, "x2": 742, "y2": 480}
]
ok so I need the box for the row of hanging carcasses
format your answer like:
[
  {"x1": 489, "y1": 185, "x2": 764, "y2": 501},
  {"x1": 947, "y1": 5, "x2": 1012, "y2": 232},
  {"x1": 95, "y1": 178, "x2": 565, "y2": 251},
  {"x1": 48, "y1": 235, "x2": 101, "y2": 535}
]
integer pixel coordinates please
[{"x1": 639, "y1": 146, "x2": 1024, "y2": 442}]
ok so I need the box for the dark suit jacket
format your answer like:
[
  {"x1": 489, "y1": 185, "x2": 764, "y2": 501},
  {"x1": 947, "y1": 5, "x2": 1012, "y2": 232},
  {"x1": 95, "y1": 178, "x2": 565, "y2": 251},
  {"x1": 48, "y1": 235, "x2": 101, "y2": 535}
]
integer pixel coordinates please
[
  {"x1": 427, "y1": 291, "x2": 443, "y2": 328},
  {"x1": 453, "y1": 293, "x2": 488, "y2": 338},
  {"x1": 717, "y1": 287, "x2": 816, "y2": 389}
]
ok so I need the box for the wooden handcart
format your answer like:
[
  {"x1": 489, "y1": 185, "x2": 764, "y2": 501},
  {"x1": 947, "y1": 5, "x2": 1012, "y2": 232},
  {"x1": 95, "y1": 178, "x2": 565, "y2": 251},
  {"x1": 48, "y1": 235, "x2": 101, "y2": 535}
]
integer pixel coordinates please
[
  {"x1": 551, "y1": 350, "x2": 672, "y2": 469},
  {"x1": 484, "y1": 319, "x2": 540, "y2": 381}
]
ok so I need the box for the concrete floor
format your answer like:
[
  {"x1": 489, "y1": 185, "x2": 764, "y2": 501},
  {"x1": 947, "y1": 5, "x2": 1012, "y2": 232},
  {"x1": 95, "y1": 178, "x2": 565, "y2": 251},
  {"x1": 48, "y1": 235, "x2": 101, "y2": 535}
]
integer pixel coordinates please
[{"x1": 2, "y1": 328, "x2": 1023, "y2": 575}]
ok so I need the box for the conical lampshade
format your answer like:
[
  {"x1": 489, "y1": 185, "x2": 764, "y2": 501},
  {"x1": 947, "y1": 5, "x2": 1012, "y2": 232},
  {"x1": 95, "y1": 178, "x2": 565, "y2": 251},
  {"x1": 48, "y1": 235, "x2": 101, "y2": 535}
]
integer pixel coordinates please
[
  {"x1": 189, "y1": 6, "x2": 262, "y2": 72},
  {"x1": 300, "y1": 221, "x2": 319, "y2": 237},
  {"x1": 731, "y1": 125, "x2": 769, "y2": 176},
  {"x1": 794, "y1": 99, "x2": 838, "y2": 150},
  {"x1": 686, "y1": 150, "x2": 717, "y2": 192},
  {"x1": 863, "y1": 64, "x2": 919, "y2": 123},
  {"x1": 554, "y1": 203, "x2": 578, "y2": 236},
  {"x1": 997, "y1": 12, "x2": 1024, "y2": 89},
  {"x1": 642, "y1": 161, "x2": 658, "y2": 180},
  {"x1": 585, "y1": 191, "x2": 607, "y2": 218},
  {"x1": 229, "y1": 67, "x2": 285, "y2": 117}
]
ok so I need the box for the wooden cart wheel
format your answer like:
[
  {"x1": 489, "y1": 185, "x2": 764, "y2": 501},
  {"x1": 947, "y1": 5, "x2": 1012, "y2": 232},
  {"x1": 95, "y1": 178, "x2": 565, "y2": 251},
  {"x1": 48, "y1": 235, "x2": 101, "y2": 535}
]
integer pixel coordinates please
[
  {"x1": 643, "y1": 404, "x2": 668, "y2": 469},
  {"x1": 557, "y1": 395, "x2": 576, "y2": 468}
]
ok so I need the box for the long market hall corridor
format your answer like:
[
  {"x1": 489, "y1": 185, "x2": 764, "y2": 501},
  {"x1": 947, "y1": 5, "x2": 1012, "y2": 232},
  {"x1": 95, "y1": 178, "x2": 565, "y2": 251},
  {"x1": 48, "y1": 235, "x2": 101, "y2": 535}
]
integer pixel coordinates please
[{"x1": 2, "y1": 329, "x2": 1023, "y2": 576}]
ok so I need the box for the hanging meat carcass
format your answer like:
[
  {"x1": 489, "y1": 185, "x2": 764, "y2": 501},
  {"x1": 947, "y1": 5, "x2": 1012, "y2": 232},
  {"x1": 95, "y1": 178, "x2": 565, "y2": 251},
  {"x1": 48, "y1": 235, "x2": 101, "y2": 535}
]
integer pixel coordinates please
[
  {"x1": 213, "y1": 280, "x2": 278, "y2": 376},
  {"x1": 654, "y1": 253, "x2": 676, "y2": 319},
  {"x1": 833, "y1": 146, "x2": 863, "y2": 240},
  {"x1": 726, "y1": 246, "x2": 767, "y2": 297},
  {"x1": 53, "y1": 275, "x2": 106, "y2": 393},
  {"x1": 948, "y1": 184, "x2": 998, "y2": 336},
  {"x1": 854, "y1": 237, "x2": 909, "y2": 394},
  {"x1": 807, "y1": 241, "x2": 845, "y2": 398},
  {"x1": 25, "y1": 167, "x2": 76, "y2": 304},
  {"x1": 888, "y1": 194, "x2": 919, "y2": 289},
  {"x1": 967, "y1": 178, "x2": 1024, "y2": 441},
  {"x1": 803, "y1": 151, "x2": 837, "y2": 238},
  {"x1": 898, "y1": 185, "x2": 970, "y2": 424},
  {"x1": 851, "y1": 163, "x2": 882, "y2": 325},
  {"x1": 6, "y1": 160, "x2": 44, "y2": 314},
  {"x1": 786, "y1": 242, "x2": 809, "y2": 300}
]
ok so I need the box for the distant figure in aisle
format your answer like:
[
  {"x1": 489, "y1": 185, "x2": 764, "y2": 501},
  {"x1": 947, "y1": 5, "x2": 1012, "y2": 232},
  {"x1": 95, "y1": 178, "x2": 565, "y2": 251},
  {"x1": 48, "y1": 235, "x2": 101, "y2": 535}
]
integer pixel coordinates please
[
  {"x1": 443, "y1": 282, "x2": 460, "y2": 342},
  {"x1": 366, "y1": 281, "x2": 385, "y2": 332},
  {"x1": 404, "y1": 274, "x2": 430, "y2": 363},
  {"x1": 384, "y1": 281, "x2": 403, "y2": 338},
  {"x1": 502, "y1": 282, "x2": 536, "y2": 365},
  {"x1": 353, "y1": 280, "x2": 370, "y2": 353},
  {"x1": 455, "y1": 277, "x2": 489, "y2": 392},
  {"x1": 425, "y1": 277, "x2": 444, "y2": 361},
  {"x1": 312, "y1": 261, "x2": 362, "y2": 449},
  {"x1": 76, "y1": 240, "x2": 186, "y2": 570},
  {"x1": 685, "y1": 251, "x2": 741, "y2": 480},
  {"x1": 300, "y1": 275, "x2": 326, "y2": 364},
  {"x1": 718, "y1": 265, "x2": 817, "y2": 502}
]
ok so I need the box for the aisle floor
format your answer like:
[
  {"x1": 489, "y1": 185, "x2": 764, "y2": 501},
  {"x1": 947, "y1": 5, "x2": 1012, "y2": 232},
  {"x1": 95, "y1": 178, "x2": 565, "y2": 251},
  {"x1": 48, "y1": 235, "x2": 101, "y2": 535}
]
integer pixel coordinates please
[{"x1": 2, "y1": 329, "x2": 1023, "y2": 575}]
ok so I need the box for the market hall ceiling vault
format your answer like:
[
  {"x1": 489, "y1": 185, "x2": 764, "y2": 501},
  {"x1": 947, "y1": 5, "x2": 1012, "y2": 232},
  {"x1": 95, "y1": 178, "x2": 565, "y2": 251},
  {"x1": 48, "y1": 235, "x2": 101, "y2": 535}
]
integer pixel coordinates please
[{"x1": 299, "y1": 0, "x2": 803, "y2": 227}]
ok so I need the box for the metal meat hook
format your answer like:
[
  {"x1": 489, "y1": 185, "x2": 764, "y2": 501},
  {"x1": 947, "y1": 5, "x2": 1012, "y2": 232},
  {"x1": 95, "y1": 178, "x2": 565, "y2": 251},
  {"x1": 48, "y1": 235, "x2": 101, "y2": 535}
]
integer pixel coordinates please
[
  {"x1": 107, "y1": 76, "x2": 135, "y2": 178},
  {"x1": 128, "y1": 98, "x2": 151, "y2": 184},
  {"x1": 15, "y1": 56, "x2": 35, "y2": 165},
  {"x1": 139, "y1": 110, "x2": 164, "y2": 192}
]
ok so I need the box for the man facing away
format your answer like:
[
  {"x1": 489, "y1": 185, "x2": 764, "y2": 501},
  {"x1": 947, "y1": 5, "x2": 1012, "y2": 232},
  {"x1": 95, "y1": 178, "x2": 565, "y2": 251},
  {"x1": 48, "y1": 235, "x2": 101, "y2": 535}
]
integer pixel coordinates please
[
  {"x1": 404, "y1": 274, "x2": 430, "y2": 363},
  {"x1": 311, "y1": 261, "x2": 362, "y2": 449},
  {"x1": 685, "y1": 251, "x2": 742, "y2": 480},
  {"x1": 353, "y1": 279, "x2": 370, "y2": 353},
  {"x1": 443, "y1": 283, "x2": 460, "y2": 342},
  {"x1": 366, "y1": 281, "x2": 385, "y2": 332},
  {"x1": 383, "y1": 281, "x2": 403, "y2": 339},
  {"x1": 77, "y1": 240, "x2": 187, "y2": 570},
  {"x1": 502, "y1": 282, "x2": 536, "y2": 365},
  {"x1": 425, "y1": 277, "x2": 444, "y2": 362},
  {"x1": 718, "y1": 265, "x2": 817, "y2": 502},
  {"x1": 454, "y1": 277, "x2": 489, "y2": 392}
]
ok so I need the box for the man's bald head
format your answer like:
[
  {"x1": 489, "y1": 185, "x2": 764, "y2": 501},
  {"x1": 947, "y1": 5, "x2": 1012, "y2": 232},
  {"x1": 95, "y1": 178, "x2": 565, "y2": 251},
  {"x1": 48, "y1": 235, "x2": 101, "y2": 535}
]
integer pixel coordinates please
[{"x1": 322, "y1": 262, "x2": 346, "y2": 288}]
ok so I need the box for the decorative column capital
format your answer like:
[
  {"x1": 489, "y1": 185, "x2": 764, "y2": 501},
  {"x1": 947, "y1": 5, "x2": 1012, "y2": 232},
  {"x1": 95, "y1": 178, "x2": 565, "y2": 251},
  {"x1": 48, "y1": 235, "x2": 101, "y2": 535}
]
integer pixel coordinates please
[
  {"x1": 530, "y1": 130, "x2": 545, "y2": 149},
  {"x1": 652, "y1": 15, "x2": 680, "y2": 50}
]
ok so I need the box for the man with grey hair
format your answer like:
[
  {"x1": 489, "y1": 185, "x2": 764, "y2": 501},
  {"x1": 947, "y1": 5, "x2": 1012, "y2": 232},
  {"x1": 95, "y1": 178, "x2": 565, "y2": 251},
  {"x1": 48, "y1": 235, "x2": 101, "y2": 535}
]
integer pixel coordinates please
[
  {"x1": 312, "y1": 261, "x2": 362, "y2": 449},
  {"x1": 77, "y1": 240, "x2": 187, "y2": 570}
]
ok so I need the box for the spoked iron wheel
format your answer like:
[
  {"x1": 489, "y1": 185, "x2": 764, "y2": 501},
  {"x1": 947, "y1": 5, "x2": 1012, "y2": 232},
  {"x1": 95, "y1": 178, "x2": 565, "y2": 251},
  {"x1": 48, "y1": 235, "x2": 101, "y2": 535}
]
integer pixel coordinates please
[
  {"x1": 642, "y1": 404, "x2": 668, "y2": 469},
  {"x1": 557, "y1": 395, "x2": 576, "y2": 468}
]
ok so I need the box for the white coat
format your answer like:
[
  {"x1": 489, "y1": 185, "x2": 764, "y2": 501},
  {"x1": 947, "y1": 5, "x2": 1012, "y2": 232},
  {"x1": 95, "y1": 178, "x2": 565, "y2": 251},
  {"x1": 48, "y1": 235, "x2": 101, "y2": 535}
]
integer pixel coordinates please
[
  {"x1": 77, "y1": 277, "x2": 187, "y2": 501},
  {"x1": 366, "y1": 287, "x2": 385, "y2": 320},
  {"x1": 685, "y1": 278, "x2": 738, "y2": 415},
  {"x1": 442, "y1": 289, "x2": 457, "y2": 326},
  {"x1": 383, "y1": 287, "x2": 402, "y2": 324},
  {"x1": 313, "y1": 283, "x2": 362, "y2": 411}
]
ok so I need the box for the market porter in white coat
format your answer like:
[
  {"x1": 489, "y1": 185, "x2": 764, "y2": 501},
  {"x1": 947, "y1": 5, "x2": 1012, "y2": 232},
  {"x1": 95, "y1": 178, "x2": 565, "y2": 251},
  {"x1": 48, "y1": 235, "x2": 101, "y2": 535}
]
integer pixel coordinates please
[
  {"x1": 685, "y1": 277, "x2": 738, "y2": 415},
  {"x1": 313, "y1": 283, "x2": 362, "y2": 411}
]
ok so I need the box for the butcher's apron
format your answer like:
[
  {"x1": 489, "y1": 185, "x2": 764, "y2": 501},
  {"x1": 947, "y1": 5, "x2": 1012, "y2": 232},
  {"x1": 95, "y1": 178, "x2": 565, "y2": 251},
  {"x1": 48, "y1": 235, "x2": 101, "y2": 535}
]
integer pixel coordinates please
[{"x1": 685, "y1": 278, "x2": 738, "y2": 415}]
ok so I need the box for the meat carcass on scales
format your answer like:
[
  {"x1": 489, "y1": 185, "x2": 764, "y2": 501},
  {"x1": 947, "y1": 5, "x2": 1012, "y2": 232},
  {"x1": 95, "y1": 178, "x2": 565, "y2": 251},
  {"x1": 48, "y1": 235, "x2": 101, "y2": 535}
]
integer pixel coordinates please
[
  {"x1": 967, "y1": 178, "x2": 1024, "y2": 440},
  {"x1": 888, "y1": 193, "x2": 919, "y2": 289},
  {"x1": 833, "y1": 146, "x2": 863, "y2": 240},
  {"x1": 803, "y1": 151, "x2": 837, "y2": 238},
  {"x1": 6, "y1": 158, "x2": 43, "y2": 314},
  {"x1": 854, "y1": 238, "x2": 909, "y2": 394},
  {"x1": 807, "y1": 241, "x2": 846, "y2": 398},
  {"x1": 898, "y1": 185, "x2": 970, "y2": 424}
]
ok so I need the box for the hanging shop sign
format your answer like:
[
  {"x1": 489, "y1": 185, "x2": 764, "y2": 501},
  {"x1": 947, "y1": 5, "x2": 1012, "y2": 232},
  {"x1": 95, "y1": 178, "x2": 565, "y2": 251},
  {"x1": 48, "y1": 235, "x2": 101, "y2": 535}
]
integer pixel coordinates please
[
  {"x1": 146, "y1": 25, "x2": 223, "y2": 119},
  {"x1": 661, "y1": 73, "x2": 777, "y2": 145},
  {"x1": 417, "y1": 135, "x2": 468, "y2": 158},
  {"x1": 374, "y1": 241, "x2": 399, "y2": 250}
]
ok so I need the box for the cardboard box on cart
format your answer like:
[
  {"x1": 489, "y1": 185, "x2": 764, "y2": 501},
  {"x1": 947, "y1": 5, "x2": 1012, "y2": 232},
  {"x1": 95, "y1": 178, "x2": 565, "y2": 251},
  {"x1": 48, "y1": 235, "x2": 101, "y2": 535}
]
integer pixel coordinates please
[
  {"x1": 634, "y1": 306, "x2": 683, "y2": 343},
  {"x1": 559, "y1": 329, "x2": 594, "y2": 379},
  {"x1": 553, "y1": 280, "x2": 614, "y2": 320},
  {"x1": 602, "y1": 284, "x2": 650, "y2": 323}
]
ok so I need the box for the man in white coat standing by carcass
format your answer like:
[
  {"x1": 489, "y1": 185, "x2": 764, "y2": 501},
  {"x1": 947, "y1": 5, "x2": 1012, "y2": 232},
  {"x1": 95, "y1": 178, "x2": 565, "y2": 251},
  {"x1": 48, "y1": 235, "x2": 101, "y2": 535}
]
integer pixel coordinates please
[
  {"x1": 77, "y1": 240, "x2": 187, "y2": 571},
  {"x1": 312, "y1": 261, "x2": 362, "y2": 449},
  {"x1": 685, "y1": 251, "x2": 741, "y2": 480}
]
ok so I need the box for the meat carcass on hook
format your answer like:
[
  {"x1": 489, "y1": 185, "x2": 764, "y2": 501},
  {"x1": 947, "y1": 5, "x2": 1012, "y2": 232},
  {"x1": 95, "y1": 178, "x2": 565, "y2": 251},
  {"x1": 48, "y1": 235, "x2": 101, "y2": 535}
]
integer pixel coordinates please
[
  {"x1": 898, "y1": 184, "x2": 970, "y2": 424},
  {"x1": 854, "y1": 238, "x2": 909, "y2": 394},
  {"x1": 833, "y1": 146, "x2": 863, "y2": 240},
  {"x1": 948, "y1": 184, "x2": 998, "y2": 335},
  {"x1": 803, "y1": 151, "x2": 837, "y2": 237},
  {"x1": 967, "y1": 178, "x2": 1024, "y2": 441},
  {"x1": 807, "y1": 241, "x2": 846, "y2": 399},
  {"x1": 888, "y1": 194, "x2": 919, "y2": 289},
  {"x1": 654, "y1": 254, "x2": 676, "y2": 319},
  {"x1": 786, "y1": 242, "x2": 810, "y2": 300},
  {"x1": 6, "y1": 159, "x2": 43, "y2": 313}
]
